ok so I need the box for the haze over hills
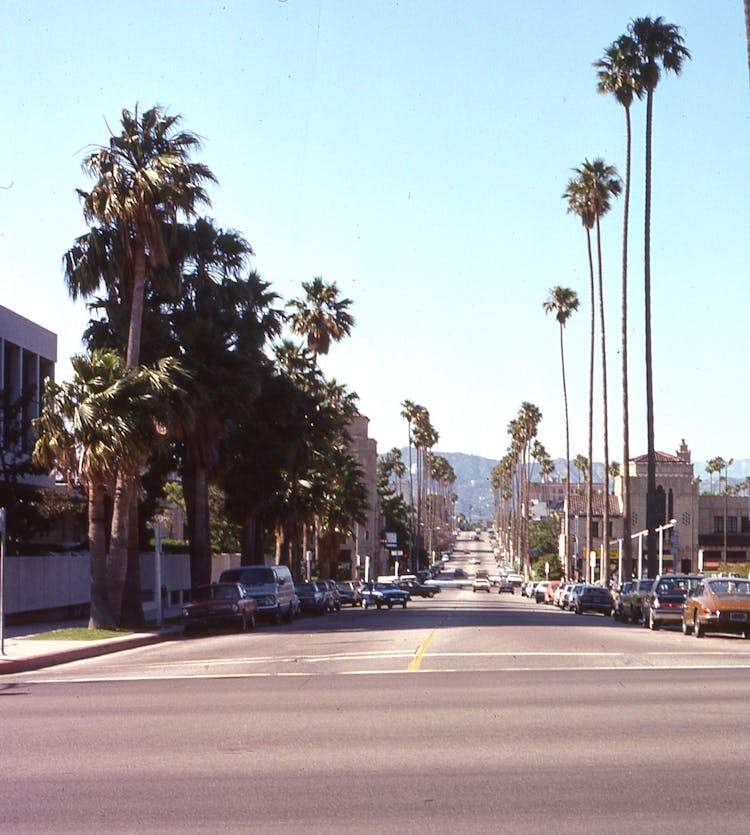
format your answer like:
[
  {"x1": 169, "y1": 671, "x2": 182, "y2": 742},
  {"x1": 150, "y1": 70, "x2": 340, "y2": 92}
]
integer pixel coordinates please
[{"x1": 407, "y1": 452, "x2": 750, "y2": 522}]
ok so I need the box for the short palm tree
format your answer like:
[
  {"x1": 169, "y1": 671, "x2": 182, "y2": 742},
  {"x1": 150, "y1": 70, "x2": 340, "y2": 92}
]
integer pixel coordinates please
[
  {"x1": 628, "y1": 17, "x2": 691, "y2": 576},
  {"x1": 544, "y1": 286, "x2": 579, "y2": 578}
]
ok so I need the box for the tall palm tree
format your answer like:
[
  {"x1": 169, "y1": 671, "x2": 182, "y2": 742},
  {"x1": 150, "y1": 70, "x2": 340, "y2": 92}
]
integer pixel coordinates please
[
  {"x1": 400, "y1": 399, "x2": 420, "y2": 566},
  {"x1": 287, "y1": 277, "x2": 355, "y2": 365},
  {"x1": 69, "y1": 104, "x2": 215, "y2": 622},
  {"x1": 628, "y1": 17, "x2": 691, "y2": 577},
  {"x1": 543, "y1": 286, "x2": 579, "y2": 578},
  {"x1": 563, "y1": 173, "x2": 597, "y2": 566},
  {"x1": 578, "y1": 158, "x2": 622, "y2": 583},
  {"x1": 595, "y1": 35, "x2": 644, "y2": 581}
]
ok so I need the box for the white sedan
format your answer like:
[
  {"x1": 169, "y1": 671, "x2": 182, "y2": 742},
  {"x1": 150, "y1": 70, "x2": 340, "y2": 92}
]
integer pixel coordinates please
[{"x1": 472, "y1": 577, "x2": 492, "y2": 593}]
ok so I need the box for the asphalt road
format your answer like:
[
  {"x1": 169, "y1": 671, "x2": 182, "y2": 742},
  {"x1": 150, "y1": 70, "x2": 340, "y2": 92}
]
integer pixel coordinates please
[{"x1": 5, "y1": 543, "x2": 750, "y2": 833}]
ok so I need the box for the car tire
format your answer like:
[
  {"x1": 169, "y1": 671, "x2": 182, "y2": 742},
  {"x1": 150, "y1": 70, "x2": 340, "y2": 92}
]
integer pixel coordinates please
[
  {"x1": 387, "y1": 601, "x2": 393, "y2": 609},
  {"x1": 284, "y1": 604, "x2": 294, "y2": 624},
  {"x1": 402, "y1": 601, "x2": 407, "y2": 609},
  {"x1": 574, "y1": 605, "x2": 581, "y2": 615},
  {"x1": 648, "y1": 609, "x2": 659, "y2": 630},
  {"x1": 694, "y1": 612, "x2": 705, "y2": 638},
  {"x1": 376, "y1": 603, "x2": 382, "y2": 610},
  {"x1": 682, "y1": 617, "x2": 692, "y2": 636},
  {"x1": 428, "y1": 592, "x2": 434, "y2": 598}
]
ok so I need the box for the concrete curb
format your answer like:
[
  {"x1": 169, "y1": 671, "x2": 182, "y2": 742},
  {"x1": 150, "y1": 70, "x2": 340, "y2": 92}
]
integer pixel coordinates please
[{"x1": 0, "y1": 630, "x2": 179, "y2": 675}]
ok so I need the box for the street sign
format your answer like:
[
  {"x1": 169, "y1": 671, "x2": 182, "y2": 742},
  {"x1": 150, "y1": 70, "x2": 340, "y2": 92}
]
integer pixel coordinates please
[{"x1": 390, "y1": 550, "x2": 404, "y2": 557}]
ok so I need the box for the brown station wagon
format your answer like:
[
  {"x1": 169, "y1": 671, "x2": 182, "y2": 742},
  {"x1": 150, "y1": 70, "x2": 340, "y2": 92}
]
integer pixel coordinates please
[{"x1": 682, "y1": 577, "x2": 750, "y2": 638}]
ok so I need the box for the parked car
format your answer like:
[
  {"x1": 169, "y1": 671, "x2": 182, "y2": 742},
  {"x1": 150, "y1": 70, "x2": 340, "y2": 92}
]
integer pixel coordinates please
[
  {"x1": 335, "y1": 581, "x2": 363, "y2": 607},
  {"x1": 362, "y1": 582, "x2": 410, "y2": 609},
  {"x1": 506, "y1": 574, "x2": 524, "y2": 589},
  {"x1": 612, "y1": 581, "x2": 633, "y2": 621},
  {"x1": 219, "y1": 564, "x2": 296, "y2": 624},
  {"x1": 472, "y1": 577, "x2": 491, "y2": 593},
  {"x1": 642, "y1": 573, "x2": 703, "y2": 630},
  {"x1": 294, "y1": 582, "x2": 328, "y2": 615},
  {"x1": 544, "y1": 581, "x2": 561, "y2": 604},
  {"x1": 534, "y1": 581, "x2": 551, "y2": 603},
  {"x1": 572, "y1": 584, "x2": 614, "y2": 616},
  {"x1": 683, "y1": 576, "x2": 750, "y2": 637},
  {"x1": 182, "y1": 583, "x2": 258, "y2": 633},
  {"x1": 619, "y1": 578, "x2": 654, "y2": 624},
  {"x1": 558, "y1": 583, "x2": 575, "y2": 610},
  {"x1": 319, "y1": 579, "x2": 342, "y2": 612}
]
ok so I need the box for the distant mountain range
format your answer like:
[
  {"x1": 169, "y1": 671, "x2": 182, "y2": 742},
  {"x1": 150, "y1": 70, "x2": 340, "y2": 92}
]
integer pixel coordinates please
[{"x1": 402, "y1": 451, "x2": 750, "y2": 523}]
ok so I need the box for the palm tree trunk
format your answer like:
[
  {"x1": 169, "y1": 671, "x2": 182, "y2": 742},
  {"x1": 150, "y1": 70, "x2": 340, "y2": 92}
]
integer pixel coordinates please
[
  {"x1": 108, "y1": 468, "x2": 133, "y2": 625},
  {"x1": 586, "y1": 228, "x2": 595, "y2": 570},
  {"x1": 644, "y1": 86, "x2": 658, "y2": 578},
  {"x1": 88, "y1": 474, "x2": 116, "y2": 629},
  {"x1": 596, "y1": 216, "x2": 610, "y2": 585},
  {"x1": 621, "y1": 104, "x2": 633, "y2": 580},
  {"x1": 184, "y1": 450, "x2": 212, "y2": 589},
  {"x1": 121, "y1": 491, "x2": 145, "y2": 628},
  {"x1": 560, "y1": 322, "x2": 572, "y2": 580}
]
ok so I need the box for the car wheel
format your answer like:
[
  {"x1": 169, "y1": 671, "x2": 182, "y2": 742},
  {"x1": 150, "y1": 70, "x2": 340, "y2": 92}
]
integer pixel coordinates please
[
  {"x1": 387, "y1": 601, "x2": 393, "y2": 609},
  {"x1": 648, "y1": 609, "x2": 659, "y2": 630},
  {"x1": 682, "y1": 616, "x2": 692, "y2": 636},
  {"x1": 402, "y1": 601, "x2": 407, "y2": 609},
  {"x1": 284, "y1": 604, "x2": 294, "y2": 623},
  {"x1": 376, "y1": 603, "x2": 382, "y2": 610},
  {"x1": 574, "y1": 605, "x2": 581, "y2": 615},
  {"x1": 428, "y1": 591, "x2": 434, "y2": 598},
  {"x1": 272, "y1": 606, "x2": 283, "y2": 625},
  {"x1": 641, "y1": 611, "x2": 649, "y2": 628},
  {"x1": 694, "y1": 612, "x2": 705, "y2": 638}
]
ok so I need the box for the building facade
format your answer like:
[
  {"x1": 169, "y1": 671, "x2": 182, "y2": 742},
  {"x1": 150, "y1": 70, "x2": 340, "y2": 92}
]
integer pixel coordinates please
[
  {"x1": 561, "y1": 440, "x2": 750, "y2": 580},
  {"x1": 1, "y1": 304, "x2": 57, "y2": 486}
]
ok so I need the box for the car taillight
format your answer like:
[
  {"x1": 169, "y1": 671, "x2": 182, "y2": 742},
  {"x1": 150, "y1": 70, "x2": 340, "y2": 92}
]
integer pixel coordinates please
[{"x1": 701, "y1": 607, "x2": 717, "y2": 616}]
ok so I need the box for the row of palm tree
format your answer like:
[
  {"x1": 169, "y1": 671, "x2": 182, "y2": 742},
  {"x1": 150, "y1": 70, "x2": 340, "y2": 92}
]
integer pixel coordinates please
[
  {"x1": 34, "y1": 105, "x2": 367, "y2": 628},
  {"x1": 542, "y1": 17, "x2": 690, "y2": 581}
]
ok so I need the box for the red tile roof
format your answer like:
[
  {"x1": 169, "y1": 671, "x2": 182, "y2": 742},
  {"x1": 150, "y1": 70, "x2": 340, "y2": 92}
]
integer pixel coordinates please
[
  {"x1": 631, "y1": 451, "x2": 684, "y2": 463},
  {"x1": 567, "y1": 493, "x2": 622, "y2": 517}
]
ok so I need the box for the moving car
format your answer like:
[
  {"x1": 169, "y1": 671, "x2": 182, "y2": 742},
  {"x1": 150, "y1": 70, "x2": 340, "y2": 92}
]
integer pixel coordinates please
[
  {"x1": 682, "y1": 576, "x2": 750, "y2": 637},
  {"x1": 571, "y1": 584, "x2": 614, "y2": 616},
  {"x1": 397, "y1": 579, "x2": 439, "y2": 598},
  {"x1": 544, "y1": 581, "x2": 561, "y2": 604},
  {"x1": 182, "y1": 583, "x2": 258, "y2": 633},
  {"x1": 534, "y1": 581, "x2": 551, "y2": 603},
  {"x1": 472, "y1": 576, "x2": 491, "y2": 593},
  {"x1": 498, "y1": 579, "x2": 515, "y2": 594},
  {"x1": 642, "y1": 573, "x2": 703, "y2": 630},
  {"x1": 362, "y1": 582, "x2": 410, "y2": 609}
]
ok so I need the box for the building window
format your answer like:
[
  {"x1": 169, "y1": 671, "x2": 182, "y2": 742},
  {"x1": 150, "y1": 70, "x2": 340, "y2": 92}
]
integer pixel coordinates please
[
  {"x1": 728, "y1": 517, "x2": 738, "y2": 534},
  {"x1": 742, "y1": 517, "x2": 750, "y2": 534},
  {"x1": 592, "y1": 521, "x2": 600, "y2": 538},
  {"x1": 632, "y1": 512, "x2": 638, "y2": 527},
  {"x1": 714, "y1": 517, "x2": 723, "y2": 534},
  {"x1": 682, "y1": 512, "x2": 691, "y2": 526}
]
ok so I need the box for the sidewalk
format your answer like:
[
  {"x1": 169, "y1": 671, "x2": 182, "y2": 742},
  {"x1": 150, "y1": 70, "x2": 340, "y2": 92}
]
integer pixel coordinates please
[{"x1": 0, "y1": 619, "x2": 179, "y2": 675}]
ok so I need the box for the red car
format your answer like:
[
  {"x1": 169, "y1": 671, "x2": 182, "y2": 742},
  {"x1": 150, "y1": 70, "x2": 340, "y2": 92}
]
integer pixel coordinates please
[{"x1": 182, "y1": 583, "x2": 258, "y2": 633}]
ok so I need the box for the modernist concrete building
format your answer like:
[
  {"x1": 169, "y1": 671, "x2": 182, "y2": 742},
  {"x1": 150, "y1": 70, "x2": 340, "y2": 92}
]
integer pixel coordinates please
[{"x1": 0, "y1": 305, "x2": 57, "y2": 484}]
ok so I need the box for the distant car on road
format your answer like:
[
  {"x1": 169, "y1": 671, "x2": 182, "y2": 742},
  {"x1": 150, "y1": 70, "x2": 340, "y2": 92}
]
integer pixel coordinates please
[
  {"x1": 336, "y1": 581, "x2": 363, "y2": 607},
  {"x1": 472, "y1": 577, "x2": 491, "y2": 593},
  {"x1": 295, "y1": 582, "x2": 328, "y2": 615},
  {"x1": 182, "y1": 583, "x2": 258, "y2": 633},
  {"x1": 498, "y1": 579, "x2": 515, "y2": 594},
  {"x1": 620, "y1": 578, "x2": 654, "y2": 624}
]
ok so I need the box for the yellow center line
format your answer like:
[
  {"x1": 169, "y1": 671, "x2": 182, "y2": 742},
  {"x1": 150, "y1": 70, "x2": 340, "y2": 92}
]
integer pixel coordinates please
[{"x1": 408, "y1": 628, "x2": 439, "y2": 671}]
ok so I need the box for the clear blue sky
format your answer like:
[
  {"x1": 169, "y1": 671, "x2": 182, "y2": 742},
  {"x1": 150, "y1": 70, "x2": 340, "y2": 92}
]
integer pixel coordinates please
[{"x1": 3, "y1": 1, "x2": 748, "y2": 468}]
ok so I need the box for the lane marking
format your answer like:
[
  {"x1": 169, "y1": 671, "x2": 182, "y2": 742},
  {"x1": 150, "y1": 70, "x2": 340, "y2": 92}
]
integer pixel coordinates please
[{"x1": 408, "y1": 628, "x2": 439, "y2": 671}]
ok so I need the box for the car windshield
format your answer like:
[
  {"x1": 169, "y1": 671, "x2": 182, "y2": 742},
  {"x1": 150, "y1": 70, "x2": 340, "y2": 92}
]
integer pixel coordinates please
[
  {"x1": 709, "y1": 579, "x2": 750, "y2": 595},
  {"x1": 193, "y1": 585, "x2": 238, "y2": 602},
  {"x1": 374, "y1": 583, "x2": 394, "y2": 590},
  {"x1": 296, "y1": 583, "x2": 317, "y2": 592},
  {"x1": 336, "y1": 583, "x2": 350, "y2": 591},
  {"x1": 223, "y1": 567, "x2": 275, "y2": 586}
]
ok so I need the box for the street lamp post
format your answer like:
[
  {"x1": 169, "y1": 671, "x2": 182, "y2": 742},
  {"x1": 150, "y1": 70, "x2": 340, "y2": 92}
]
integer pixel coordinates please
[{"x1": 656, "y1": 519, "x2": 677, "y2": 575}]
